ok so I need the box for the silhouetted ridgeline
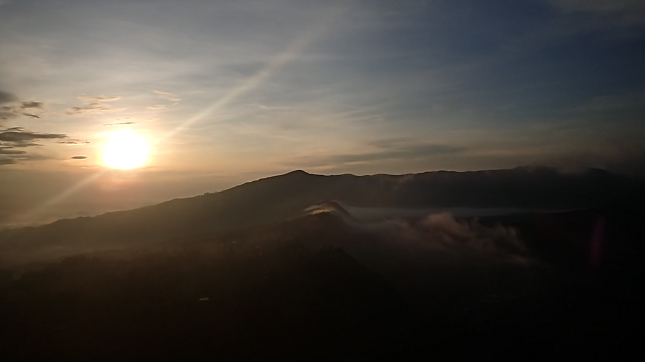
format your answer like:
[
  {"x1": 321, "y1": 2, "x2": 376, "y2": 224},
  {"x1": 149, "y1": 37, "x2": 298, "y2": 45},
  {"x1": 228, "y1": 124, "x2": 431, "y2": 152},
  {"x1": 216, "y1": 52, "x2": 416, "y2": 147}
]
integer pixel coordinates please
[
  {"x1": 0, "y1": 167, "x2": 644, "y2": 360},
  {"x1": 1, "y1": 166, "x2": 643, "y2": 265}
]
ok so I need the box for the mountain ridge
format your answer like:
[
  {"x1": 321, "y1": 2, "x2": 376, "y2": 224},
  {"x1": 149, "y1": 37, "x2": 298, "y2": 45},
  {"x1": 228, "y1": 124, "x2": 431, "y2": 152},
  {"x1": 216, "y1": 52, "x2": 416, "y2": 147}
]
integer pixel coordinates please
[{"x1": 1, "y1": 166, "x2": 642, "y2": 265}]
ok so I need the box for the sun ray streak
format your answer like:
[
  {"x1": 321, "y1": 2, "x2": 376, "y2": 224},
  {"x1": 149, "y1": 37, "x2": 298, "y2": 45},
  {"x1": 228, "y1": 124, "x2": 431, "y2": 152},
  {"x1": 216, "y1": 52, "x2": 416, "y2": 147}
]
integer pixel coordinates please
[
  {"x1": 155, "y1": 2, "x2": 349, "y2": 145},
  {"x1": 12, "y1": 170, "x2": 106, "y2": 226},
  {"x1": 13, "y1": 2, "x2": 351, "y2": 226}
]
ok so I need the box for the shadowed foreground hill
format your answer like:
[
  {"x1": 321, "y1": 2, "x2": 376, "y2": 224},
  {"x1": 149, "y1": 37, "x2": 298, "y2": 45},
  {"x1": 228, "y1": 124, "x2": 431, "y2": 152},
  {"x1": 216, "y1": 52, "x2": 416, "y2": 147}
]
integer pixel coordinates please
[
  {"x1": 0, "y1": 240, "x2": 409, "y2": 361},
  {"x1": 1, "y1": 211, "x2": 641, "y2": 360},
  {"x1": 0, "y1": 168, "x2": 641, "y2": 360},
  {"x1": 1, "y1": 167, "x2": 643, "y2": 264}
]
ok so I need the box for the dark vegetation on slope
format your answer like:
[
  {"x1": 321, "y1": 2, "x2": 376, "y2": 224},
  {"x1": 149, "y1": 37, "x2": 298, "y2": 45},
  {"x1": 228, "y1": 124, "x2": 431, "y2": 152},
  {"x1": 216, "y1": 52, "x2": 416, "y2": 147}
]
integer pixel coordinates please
[
  {"x1": 0, "y1": 168, "x2": 644, "y2": 360},
  {"x1": 1, "y1": 207, "x2": 643, "y2": 360},
  {"x1": 0, "y1": 246, "x2": 407, "y2": 361}
]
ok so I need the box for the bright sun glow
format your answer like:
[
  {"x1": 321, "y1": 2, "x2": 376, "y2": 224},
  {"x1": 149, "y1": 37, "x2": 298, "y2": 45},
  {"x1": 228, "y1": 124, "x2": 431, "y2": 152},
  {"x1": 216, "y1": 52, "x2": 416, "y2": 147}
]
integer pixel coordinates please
[{"x1": 102, "y1": 130, "x2": 150, "y2": 170}]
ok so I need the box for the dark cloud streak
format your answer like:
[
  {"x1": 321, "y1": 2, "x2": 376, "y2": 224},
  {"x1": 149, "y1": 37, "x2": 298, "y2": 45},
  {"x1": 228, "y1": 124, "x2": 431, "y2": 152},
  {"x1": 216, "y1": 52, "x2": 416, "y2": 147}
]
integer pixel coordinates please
[
  {"x1": 0, "y1": 91, "x2": 45, "y2": 122},
  {"x1": 0, "y1": 91, "x2": 18, "y2": 104},
  {"x1": 0, "y1": 130, "x2": 67, "y2": 143},
  {"x1": 66, "y1": 102, "x2": 111, "y2": 115},
  {"x1": 0, "y1": 128, "x2": 70, "y2": 166},
  {"x1": 0, "y1": 157, "x2": 17, "y2": 165},
  {"x1": 20, "y1": 101, "x2": 44, "y2": 109},
  {"x1": 287, "y1": 143, "x2": 467, "y2": 168},
  {"x1": 0, "y1": 148, "x2": 26, "y2": 155},
  {"x1": 0, "y1": 106, "x2": 18, "y2": 121},
  {"x1": 67, "y1": 94, "x2": 123, "y2": 115}
]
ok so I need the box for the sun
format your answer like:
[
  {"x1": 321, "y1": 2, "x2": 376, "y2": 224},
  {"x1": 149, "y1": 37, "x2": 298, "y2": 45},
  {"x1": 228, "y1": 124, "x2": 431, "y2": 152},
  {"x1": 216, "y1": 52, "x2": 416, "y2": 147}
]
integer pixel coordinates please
[{"x1": 102, "y1": 130, "x2": 150, "y2": 170}]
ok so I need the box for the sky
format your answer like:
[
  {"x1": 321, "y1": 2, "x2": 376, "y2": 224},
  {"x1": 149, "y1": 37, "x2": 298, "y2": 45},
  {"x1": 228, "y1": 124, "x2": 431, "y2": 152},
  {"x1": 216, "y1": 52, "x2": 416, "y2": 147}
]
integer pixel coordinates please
[{"x1": 1, "y1": 0, "x2": 644, "y2": 226}]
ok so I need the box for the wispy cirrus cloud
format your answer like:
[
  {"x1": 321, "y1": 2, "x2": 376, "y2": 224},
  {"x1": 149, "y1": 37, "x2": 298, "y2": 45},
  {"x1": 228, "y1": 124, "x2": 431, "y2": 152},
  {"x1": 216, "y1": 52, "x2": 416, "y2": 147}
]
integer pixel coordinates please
[
  {"x1": 77, "y1": 95, "x2": 120, "y2": 102},
  {"x1": 103, "y1": 121, "x2": 137, "y2": 126},
  {"x1": 153, "y1": 90, "x2": 181, "y2": 102},
  {"x1": 66, "y1": 94, "x2": 123, "y2": 115},
  {"x1": 57, "y1": 138, "x2": 90, "y2": 145},
  {"x1": 146, "y1": 90, "x2": 180, "y2": 110}
]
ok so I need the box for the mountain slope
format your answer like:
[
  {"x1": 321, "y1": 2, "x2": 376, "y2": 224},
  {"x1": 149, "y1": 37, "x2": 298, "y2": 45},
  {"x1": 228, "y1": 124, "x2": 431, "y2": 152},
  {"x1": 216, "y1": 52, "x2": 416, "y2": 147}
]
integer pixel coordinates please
[{"x1": 1, "y1": 167, "x2": 642, "y2": 264}]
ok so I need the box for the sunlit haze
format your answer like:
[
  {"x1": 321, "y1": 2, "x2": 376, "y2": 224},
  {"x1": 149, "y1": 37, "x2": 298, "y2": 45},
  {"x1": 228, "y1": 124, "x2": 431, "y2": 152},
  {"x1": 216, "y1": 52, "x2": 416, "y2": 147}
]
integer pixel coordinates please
[
  {"x1": 102, "y1": 130, "x2": 150, "y2": 170},
  {"x1": 1, "y1": 0, "x2": 644, "y2": 227},
  {"x1": 1, "y1": 2, "x2": 644, "y2": 359}
]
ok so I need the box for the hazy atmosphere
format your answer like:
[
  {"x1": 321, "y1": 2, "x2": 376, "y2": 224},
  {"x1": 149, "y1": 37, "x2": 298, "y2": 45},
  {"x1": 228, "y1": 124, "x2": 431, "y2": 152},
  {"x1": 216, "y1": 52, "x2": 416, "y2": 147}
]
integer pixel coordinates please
[
  {"x1": 1, "y1": 0, "x2": 644, "y2": 226},
  {"x1": 2, "y1": 1, "x2": 645, "y2": 360}
]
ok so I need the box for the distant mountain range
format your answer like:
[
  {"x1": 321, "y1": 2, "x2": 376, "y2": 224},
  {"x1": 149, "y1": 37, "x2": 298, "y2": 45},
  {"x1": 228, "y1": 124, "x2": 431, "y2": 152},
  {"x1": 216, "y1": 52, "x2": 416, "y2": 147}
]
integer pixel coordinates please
[{"x1": 1, "y1": 166, "x2": 643, "y2": 265}]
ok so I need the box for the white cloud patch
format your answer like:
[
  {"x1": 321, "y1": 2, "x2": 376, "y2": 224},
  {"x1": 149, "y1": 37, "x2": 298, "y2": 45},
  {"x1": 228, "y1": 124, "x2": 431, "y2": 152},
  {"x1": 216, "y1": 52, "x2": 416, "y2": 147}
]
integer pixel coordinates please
[
  {"x1": 386, "y1": 213, "x2": 527, "y2": 260},
  {"x1": 322, "y1": 212, "x2": 536, "y2": 299}
]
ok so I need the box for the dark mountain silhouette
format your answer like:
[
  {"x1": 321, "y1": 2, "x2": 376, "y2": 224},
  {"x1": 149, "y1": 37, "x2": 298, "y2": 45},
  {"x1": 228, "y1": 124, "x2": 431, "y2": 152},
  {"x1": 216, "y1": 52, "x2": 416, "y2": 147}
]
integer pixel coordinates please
[
  {"x1": 1, "y1": 166, "x2": 643, "y2": 265},
  {"x1": 1, "y1": 206, "x2": 641, "y2": 360},
  {"x1": 0, "y1": 236, "x2": 411, "y2": 361},
  {"x1": 1, "y1": 167, "x2": 644, "y2": 360}
]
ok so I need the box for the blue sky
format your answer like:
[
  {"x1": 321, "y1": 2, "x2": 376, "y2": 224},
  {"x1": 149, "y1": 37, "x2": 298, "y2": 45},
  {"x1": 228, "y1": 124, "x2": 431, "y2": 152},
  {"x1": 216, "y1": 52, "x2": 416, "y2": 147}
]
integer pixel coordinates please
[{"x1": 1, "y1": 0, "x2": 644, "y2": 225}]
